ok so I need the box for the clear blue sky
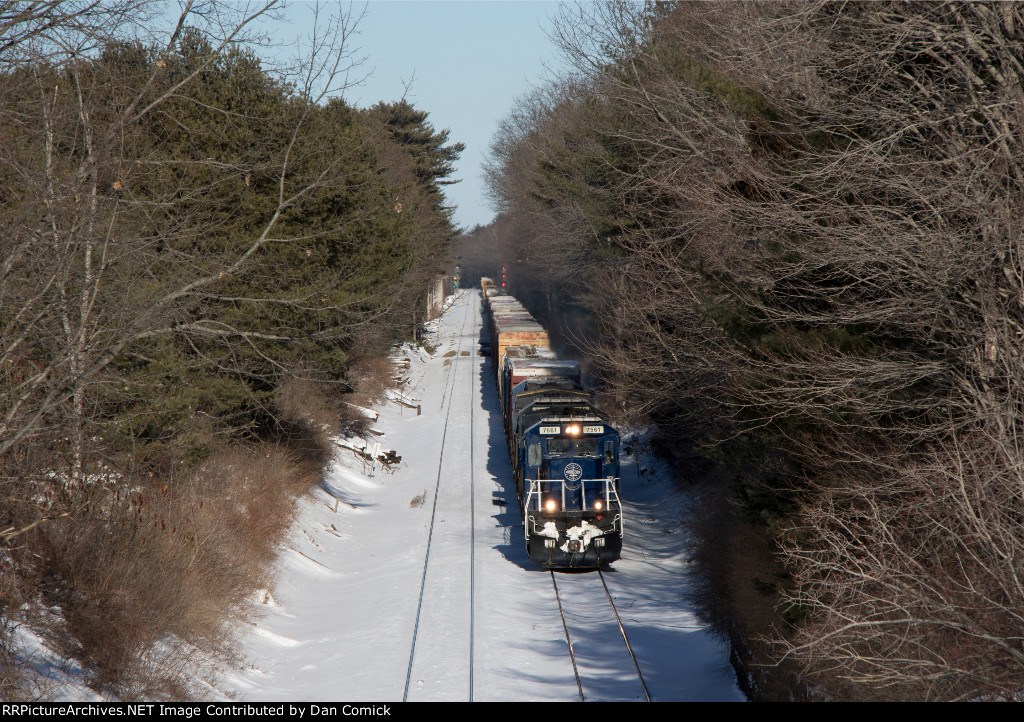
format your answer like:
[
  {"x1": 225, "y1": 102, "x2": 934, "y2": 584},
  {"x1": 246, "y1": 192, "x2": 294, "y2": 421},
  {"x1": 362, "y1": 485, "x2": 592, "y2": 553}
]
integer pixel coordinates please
[{"x1": 276, "y1": 0, "x2": 570, "y2": 231}]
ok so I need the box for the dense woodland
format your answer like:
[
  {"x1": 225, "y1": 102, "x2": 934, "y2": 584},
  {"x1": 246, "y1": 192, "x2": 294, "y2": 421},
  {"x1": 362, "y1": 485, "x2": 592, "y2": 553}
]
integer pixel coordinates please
[
  {"x1": 478, "y1": 1, "x2": 1024, "y2": 701},
  {"x1": 0, "y1": 2, "x2": 462, "y2": 697}
]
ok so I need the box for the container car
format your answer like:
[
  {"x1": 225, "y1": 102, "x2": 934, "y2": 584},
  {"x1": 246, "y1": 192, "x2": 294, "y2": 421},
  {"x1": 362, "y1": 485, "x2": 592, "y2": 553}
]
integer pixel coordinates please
[{"x1": 482, "y1": 291, "x2": 622, "y2": 568}]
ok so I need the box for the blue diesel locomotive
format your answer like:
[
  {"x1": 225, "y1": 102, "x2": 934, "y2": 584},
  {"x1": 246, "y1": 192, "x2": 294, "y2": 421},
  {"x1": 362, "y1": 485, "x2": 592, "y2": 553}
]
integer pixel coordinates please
[{"x1": 483, "y1": 289, "x2": 623, "y2": 568}]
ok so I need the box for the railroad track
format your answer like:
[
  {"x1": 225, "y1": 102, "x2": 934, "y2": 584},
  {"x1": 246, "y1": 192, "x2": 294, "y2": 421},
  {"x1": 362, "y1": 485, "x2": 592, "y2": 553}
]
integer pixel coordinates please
[
  {"x1": 403, "y1": 293, "x2": 649, "y2": 702},
  {"x1": 551, "y1": 569, "x2": 652, "y2": 702},
  {"x1": 403, "y1": 292, "x2": 480, "y2": 702}
]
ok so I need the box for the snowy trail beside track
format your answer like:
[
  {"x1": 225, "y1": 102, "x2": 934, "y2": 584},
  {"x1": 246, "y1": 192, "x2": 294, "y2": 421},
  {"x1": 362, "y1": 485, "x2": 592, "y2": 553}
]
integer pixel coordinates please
[{"x1": 216, "y1": 291, "x2": 744, "y2": 702}]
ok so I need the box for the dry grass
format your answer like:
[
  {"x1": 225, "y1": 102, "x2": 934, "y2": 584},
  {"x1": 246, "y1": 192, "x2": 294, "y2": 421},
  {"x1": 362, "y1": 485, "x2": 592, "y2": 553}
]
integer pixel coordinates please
[
  {"x1": 35, "y1": 441, "x2": 320, "y2": 698},
  {"x1": 7, "y1": 383, "x2": 332, "y2": 698},
  {"x1": 275, "y1": 378, "x2": 340, "y2": 440},
  {"x1": 346, "y1": 357, "x2": 399, "y2": 407},
  {"x1": 1, "y1": 356, "x2": 402, "y2": 699},
  {"x1": 338, "y1": 357, "x2": 400, "y2": 436}
]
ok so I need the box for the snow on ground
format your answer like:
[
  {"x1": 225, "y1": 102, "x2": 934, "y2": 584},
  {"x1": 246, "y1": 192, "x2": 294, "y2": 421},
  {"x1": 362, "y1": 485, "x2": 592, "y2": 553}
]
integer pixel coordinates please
[
  {"x1": 6, "y1": 620, "x2": 106, "y2": 702},
  {"x1": 216, "y1": 290, "x2": 744, "y2": 702}
]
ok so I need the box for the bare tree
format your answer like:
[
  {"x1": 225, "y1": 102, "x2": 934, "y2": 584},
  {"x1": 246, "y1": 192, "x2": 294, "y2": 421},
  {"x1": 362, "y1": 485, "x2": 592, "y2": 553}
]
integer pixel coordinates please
[
  {"x1": 0, "y1": 0, "x2": 472, "y2": 696},
  {"x1": 487, "y1": 0, "x2": 1024, "y2": 699}
]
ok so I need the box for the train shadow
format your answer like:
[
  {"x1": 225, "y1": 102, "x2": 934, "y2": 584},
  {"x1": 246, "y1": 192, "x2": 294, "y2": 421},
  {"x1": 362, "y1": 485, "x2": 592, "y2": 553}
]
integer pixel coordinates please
[
  {"x1": 478, "y1": 347, "x2": 543, "y2": 572},
  {"x1": 487, "y1": 616, "x2": 731, "y2": 701},
  {"x1": 477, "y1": 350, "x2": 611, "y2": 574},
  {"x1": 472, "y1": 299, "x2": 740, "y2": 700}
]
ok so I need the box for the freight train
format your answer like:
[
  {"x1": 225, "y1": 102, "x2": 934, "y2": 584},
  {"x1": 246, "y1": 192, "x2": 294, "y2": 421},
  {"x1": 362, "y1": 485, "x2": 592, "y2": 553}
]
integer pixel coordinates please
[{"x1": 481, "y1": 278, "x2": 623, "y2": 568}]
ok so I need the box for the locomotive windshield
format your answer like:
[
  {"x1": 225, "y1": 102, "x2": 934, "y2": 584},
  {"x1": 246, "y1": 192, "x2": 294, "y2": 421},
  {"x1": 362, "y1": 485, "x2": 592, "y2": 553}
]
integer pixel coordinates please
[
  {"x1": 546, "y1": 438, "x2": 571, "y2": 454},
  {"x1": 543, "y1": 437, "x2": 606, "y2": 456}
]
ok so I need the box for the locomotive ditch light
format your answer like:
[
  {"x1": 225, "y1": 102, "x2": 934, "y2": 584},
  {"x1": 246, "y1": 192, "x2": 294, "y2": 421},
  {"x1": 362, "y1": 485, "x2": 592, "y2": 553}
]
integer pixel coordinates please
[
  {"x1": 544, "y1": 539, "x2": 556, "y2": 549},
  {"x1": 544, "y1": 499, "x2": 558, "y2": 513},
  {"x1": 594, "y1": 499, "x2": 603, "y2": 511},
  {"x1": 594, "y1": 537, "x2": 605, "y2": 548}
]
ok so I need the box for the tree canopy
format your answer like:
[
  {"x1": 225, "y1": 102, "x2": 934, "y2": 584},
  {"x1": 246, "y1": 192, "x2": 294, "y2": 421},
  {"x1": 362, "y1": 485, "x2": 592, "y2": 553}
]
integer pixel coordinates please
[{"x1": 482, "y1": 0, "x2": 1024, "y2": 701}]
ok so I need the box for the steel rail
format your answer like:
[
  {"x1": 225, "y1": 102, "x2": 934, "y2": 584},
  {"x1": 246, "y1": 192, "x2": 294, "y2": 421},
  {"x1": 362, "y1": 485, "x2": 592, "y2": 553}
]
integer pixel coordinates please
[
  {"x1": 549, "y1": 569, "x2": 652, "y2": 702},
  {"x1": 468, "y1": 296, "x2": 478, "y2": 701},
  {"x1": 550, "y1": 571, "x2": 586, "y2": 702},
  {"x1": 599, "y1": 569, "x2": 652, "y2": 702},
  {"x1": 403, "y1": 293, "x2": 470, "y2": 702}
]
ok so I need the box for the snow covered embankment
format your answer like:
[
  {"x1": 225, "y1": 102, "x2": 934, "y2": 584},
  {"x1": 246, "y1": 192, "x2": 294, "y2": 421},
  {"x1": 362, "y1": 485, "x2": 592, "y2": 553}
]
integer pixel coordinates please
[{"x1": 216, "y1": 291, "x2": 743, "y2": 702}]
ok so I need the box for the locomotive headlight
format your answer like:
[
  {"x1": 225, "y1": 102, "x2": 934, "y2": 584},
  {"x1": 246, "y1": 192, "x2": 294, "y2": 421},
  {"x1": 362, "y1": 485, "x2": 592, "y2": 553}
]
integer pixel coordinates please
[{"x1": 566, "y1": 424, "x2": 580, "y2": 436}]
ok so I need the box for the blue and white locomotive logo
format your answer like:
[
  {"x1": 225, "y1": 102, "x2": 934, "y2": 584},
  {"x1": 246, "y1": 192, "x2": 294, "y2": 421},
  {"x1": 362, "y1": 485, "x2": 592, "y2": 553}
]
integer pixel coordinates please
[{"x1": 564, "y1": 462, "x2": 583, "y2": 482}]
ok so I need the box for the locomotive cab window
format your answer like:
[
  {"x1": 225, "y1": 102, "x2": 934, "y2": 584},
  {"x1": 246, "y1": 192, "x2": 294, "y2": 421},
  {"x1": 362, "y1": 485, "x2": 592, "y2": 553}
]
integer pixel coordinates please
[
  {"x1": 604, "y1": 440, "x2": 616, "y2": 464},
  {"x1": 528, "y1": 442, "x2": 542, "y2": 467},
  {"x1": 546, "y1": 438, "x2": 571, "y2": 455},
  {"x1": 574, "y1": 438, "x2": 599, "y2": 456}
]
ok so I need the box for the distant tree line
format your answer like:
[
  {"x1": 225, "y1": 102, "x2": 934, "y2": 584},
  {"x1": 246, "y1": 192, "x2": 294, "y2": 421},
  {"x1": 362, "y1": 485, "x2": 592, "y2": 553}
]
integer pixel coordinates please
[
  {"x1": 483, "y1": 0, "x2": 1024, "y2": 701},
  {"x1": 0, "y1": 1, "x2": 462, "y2": 696}
]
